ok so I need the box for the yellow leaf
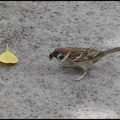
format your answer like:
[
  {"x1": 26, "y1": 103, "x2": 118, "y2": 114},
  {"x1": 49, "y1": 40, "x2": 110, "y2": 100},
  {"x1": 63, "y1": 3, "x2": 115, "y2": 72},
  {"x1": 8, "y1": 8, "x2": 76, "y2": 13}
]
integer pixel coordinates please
[
  {"x1": 0, "y1": 21, "x2": 5, "y2": 24},
  {"x1": 0, "y1": 43, "x2": 18, "y2": 64}
]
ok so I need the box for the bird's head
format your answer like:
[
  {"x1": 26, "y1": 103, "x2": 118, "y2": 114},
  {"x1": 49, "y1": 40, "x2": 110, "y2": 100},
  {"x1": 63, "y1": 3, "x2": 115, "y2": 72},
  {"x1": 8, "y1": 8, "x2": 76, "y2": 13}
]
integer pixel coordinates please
[{"x1": 49, "y1": 47, "x2": 70, "y2": 62}]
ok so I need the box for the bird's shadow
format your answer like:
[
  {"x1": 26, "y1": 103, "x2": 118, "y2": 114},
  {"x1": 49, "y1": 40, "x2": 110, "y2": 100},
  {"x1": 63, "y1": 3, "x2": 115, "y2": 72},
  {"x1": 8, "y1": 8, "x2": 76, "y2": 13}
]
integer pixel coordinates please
[
  {"x1": 60, "y1": 66, "x2": 84, "y2": 76},
  {"x1": 0, "y1": 62, "x2": 17, "y2": 67}
]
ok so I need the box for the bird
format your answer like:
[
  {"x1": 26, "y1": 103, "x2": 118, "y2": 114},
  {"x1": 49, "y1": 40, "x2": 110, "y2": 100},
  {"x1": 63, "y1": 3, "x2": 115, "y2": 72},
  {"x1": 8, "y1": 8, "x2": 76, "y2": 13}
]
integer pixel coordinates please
[{"x1": 49, "y1": 47, "x2": 120, "y2": 81}]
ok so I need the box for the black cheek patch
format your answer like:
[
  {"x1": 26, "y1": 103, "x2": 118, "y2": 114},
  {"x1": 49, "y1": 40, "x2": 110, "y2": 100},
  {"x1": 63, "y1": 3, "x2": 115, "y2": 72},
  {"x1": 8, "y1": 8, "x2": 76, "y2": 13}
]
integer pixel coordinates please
[{"x1": 59, "y1": 55, "x2": 64, "y2": 60}]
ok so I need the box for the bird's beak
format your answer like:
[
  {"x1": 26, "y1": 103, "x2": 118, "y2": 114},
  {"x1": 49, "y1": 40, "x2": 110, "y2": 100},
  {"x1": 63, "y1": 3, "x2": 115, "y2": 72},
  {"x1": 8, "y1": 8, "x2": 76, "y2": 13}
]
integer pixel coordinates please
[{"x1": 49, "y1": 52, "x2": 55, "y2": 60}]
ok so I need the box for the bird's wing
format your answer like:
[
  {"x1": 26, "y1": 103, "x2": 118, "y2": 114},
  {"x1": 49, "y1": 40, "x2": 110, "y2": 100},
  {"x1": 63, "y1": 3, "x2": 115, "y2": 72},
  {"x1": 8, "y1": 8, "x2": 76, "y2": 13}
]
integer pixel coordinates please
[{"x1": 68, "y1": 47, "x2": 102, "y2": 62}]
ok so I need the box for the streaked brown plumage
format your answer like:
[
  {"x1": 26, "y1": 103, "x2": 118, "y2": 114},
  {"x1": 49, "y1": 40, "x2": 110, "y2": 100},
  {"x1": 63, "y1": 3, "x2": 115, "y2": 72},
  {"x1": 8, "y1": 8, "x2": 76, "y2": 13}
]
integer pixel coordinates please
[{"x1": 49, "y1": 47, "x2": 120, "y2": 81}]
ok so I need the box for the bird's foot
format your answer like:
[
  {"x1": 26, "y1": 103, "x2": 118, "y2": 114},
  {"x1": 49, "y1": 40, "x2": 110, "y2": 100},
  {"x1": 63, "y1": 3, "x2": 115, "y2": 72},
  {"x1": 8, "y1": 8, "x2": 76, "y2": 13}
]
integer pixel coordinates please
[
  {"x1": 62, "y1": 64, "x2": 69, "y2": 68},
  {"x1": 73, "y1": 75, "x2": 84, "y2": 81},
  {"x1": 73, "y1": 71, "x2": 87, "y2": 81}
]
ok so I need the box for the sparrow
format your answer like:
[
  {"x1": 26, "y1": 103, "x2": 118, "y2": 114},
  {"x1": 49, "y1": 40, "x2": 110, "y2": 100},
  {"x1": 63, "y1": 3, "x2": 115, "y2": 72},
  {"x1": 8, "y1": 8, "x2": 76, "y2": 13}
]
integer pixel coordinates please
[{"x1": 49, "y1": 47, "x2": 120, "y2": 81}]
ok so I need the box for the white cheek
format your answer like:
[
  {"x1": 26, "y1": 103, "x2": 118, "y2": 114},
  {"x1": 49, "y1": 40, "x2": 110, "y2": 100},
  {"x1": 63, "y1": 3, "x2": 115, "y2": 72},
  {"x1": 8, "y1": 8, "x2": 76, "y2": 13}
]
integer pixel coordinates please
[
  {"x1": 61, "y1": 51, "x2": 70, "y2": 62},
  {"x1": 57, "y1": 53, "x2": 63, "y2": 61}
]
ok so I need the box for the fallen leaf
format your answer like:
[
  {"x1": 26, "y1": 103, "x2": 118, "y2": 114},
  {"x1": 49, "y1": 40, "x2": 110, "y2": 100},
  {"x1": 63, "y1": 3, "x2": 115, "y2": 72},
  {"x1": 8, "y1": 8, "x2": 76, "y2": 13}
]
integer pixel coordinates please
[
  {"x1": 0, "y1": 21, "x2": 5, "y2": 24},
  {"x1": 21, "y1": 29, "x2": 24, "y2": 33},
  {"x1": 0, "y1": 43, "x2": 18, "y2": 64}
]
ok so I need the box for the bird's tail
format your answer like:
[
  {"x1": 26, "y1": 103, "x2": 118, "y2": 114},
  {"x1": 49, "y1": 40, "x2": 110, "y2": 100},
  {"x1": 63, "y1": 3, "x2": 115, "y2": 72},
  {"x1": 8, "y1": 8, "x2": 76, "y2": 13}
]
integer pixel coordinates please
[
  {"x1": 92, "y1": 47, "x2": 120, "y2": 63},
  {"x1": 103, "y1": 47, "x2": 120, "y2": 55}
]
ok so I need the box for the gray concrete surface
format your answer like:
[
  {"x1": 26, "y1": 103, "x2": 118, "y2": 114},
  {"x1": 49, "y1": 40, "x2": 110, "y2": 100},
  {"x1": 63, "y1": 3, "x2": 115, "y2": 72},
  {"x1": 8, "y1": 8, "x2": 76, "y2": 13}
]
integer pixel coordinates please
[{"x1": 0, "y1": 1, "x2": 120, "y2": 119}]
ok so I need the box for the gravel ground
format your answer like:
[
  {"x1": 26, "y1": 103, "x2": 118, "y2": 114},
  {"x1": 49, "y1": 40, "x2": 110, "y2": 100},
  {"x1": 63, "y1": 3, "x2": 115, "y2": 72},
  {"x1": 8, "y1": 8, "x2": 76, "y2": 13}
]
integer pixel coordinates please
[{"x1": 0, "y1": 1, "x2": 120, "y2": 119}]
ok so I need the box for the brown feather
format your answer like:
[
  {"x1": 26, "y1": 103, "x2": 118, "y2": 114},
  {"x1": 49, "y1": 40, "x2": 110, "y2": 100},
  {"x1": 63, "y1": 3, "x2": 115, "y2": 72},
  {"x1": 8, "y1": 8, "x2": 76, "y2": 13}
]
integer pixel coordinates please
[
  {"x1": 68, "y1": 47, "x2": 102, "y2": 62},
  {"x1": 54, "y1": 48, "x2": 70, "y2": 55}
]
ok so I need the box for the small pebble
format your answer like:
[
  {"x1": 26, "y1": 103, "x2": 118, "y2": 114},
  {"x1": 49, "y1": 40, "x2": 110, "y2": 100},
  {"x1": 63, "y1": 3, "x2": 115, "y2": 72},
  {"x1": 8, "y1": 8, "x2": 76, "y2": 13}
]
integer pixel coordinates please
[
  {"x1": 75, "y1": 100, "x2": 84, "y2": 104},
  {"x1": 25, "y1": 99, "x2": 36, "y2": 104},
  {"x1": 82, "y1": 93, "x2": 88, "y2": 99},
  {"x1": 77, "y1": 92, "x2": 82, "y2": 99}
]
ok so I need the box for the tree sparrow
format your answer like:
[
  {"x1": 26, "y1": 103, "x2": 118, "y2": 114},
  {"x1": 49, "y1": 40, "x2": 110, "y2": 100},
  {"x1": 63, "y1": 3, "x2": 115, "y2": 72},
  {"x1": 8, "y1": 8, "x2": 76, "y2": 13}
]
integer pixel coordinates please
[{"x1": 49, "y1": 47, "x2": 120, "y2": 81}]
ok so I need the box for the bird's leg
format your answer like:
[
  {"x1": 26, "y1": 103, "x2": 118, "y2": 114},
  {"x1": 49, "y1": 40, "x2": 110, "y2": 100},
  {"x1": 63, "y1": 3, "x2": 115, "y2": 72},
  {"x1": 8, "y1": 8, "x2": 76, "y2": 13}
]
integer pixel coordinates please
[
  {"x1": 73, "y1": 69, "x2": 88, "y2": 81},
  {"x1": 62, "y1": 64, "x2": 70, "y2": 68}
]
